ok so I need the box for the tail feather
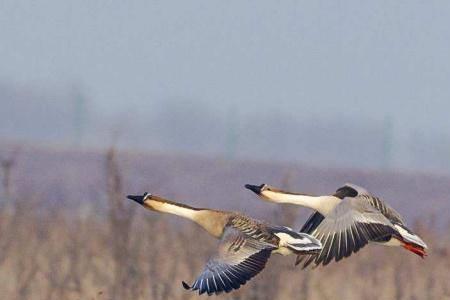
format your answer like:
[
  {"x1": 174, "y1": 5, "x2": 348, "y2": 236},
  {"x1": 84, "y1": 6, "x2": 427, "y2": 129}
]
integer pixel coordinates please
[
  {"x1": 393, "y1": 224, "x2": 428, "y2": 258},
  {"x1": 394, "y1": 224, "x2": 428, "y2": 249},
  {"x1": 287, "y1": 242, "x2": 321, "y2": 254},
  {"x1": 271, "y1": 226, "x2": 322, "y2": 254}
]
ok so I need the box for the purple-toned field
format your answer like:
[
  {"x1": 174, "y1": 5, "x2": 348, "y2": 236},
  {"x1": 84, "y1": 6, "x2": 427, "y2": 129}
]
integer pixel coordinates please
[{"x1": 10, "y1": 144, "x2": 450, "y2": 225}]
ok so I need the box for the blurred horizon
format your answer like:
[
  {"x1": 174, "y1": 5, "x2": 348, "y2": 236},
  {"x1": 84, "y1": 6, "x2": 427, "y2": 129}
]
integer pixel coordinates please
[{"x1": 2, "y1": 79, "x2": 450, "y2": 173}]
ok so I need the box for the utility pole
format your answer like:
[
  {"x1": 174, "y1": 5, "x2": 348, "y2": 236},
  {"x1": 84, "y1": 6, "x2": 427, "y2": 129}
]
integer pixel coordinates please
[
  {"x1": 381, "y1": 115, "x2": 394, "y2": 170},
  {"x1": 225, "y1": 105, "x2": 239, "y2": 159}
]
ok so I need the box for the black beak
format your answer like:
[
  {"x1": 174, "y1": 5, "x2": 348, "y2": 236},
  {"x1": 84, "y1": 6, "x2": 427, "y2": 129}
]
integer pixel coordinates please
[
  {"x1": 127, "y1": 194, "x2": 145, "y2": 205},
  {"x1": 245, "y1": 184, "x2": 264, "y2": 195}
]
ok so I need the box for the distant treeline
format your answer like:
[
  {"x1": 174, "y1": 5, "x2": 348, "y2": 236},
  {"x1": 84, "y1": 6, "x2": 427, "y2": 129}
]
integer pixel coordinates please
[{"x1": 1, "y1": 83, "x2": 450, "y2": 172}]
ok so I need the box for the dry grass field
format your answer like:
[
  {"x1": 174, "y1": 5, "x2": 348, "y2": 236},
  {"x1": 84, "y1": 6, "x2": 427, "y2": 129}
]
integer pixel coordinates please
[{"x1": 0, "y1": 144, "x2": 449, "y2": 300}]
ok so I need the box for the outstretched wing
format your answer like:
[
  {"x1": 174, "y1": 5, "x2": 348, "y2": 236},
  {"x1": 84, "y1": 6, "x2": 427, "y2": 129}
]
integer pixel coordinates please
[
  {"x1": 296, "y1": 198, "x2": 397, "y2": 268},
  {"x1": 182, "y1": 226, "x2": 276, "y2": 295},
  {"x1": 339, "y1": 183, "x2": 405, "y2": 225}
]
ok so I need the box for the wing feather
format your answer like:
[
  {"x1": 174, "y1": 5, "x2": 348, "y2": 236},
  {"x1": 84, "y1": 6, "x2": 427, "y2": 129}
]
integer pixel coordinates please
[
  {"x1": 297, "y1": 198, "x2": 397, "y2": 268},
  {"x1": 183, "y1": 226, "x2": 275, "y2": 295}
]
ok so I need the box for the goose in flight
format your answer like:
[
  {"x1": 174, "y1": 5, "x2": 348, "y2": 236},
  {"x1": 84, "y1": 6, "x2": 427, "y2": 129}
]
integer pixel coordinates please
[
  {"x1": 245, "y1": 183, "x2": 428, "y2": 268},
  {"x1": 127, "y1": 192, "x2": 322, "y2": 295}
]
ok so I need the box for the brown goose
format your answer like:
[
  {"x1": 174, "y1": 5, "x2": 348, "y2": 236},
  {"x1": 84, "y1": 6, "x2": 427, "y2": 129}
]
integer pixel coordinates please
[
  {"x1": 245, "y1": 183, "x2": 428, "y2": 268},
  {"x1": 127, "y1": 192, "x2": 322, "y2": 295}
]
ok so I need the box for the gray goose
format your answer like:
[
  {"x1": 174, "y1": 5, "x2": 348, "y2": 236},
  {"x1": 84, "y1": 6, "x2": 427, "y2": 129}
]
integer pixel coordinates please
[
  {"x1": 245, "y1": 183, "x2": 428, "y2": 268},
  {"x1": 127, "y1": 192, "x2": 322, "y2": 295}
]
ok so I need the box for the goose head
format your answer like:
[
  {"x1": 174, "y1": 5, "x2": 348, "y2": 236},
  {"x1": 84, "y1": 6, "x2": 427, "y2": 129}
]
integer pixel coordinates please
[
  {"x1": 127, "y1": 192, "x2": 152, "y2": 205},
  {"x1": 245, "y1": 183, "x2": 266, "y2": 195},
  {"x1": 244, "y1": 183, "x2": 281, "y2": 201}
]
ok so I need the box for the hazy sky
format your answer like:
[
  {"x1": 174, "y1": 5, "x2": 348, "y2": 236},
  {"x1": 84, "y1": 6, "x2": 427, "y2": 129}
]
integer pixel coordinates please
[{"x1": 1, "y1": 1, "x2": 450, "y2": 135}]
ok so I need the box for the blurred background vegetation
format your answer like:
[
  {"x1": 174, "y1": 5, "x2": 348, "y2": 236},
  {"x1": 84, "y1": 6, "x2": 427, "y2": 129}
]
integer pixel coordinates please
[{"x1": 0, "y1": 144, "x2": 448, "y2": 299}]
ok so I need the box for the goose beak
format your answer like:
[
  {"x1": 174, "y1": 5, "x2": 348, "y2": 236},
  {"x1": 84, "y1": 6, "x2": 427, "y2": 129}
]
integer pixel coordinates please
[
  {"x1": 245, "y1": 184, "x2": 263, "y2": 195},
  {"x1": 127, "y1": 194, "x2": 145, "y2": 205}
]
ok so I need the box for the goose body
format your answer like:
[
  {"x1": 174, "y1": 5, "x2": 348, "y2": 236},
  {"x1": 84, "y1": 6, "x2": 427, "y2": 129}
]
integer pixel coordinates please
[
  {"x1": 127, "y1": 192, "x2": 322, "y2": 295},
  {"x1": 245, "y1": 183, "x2": 428, "y2": 268}
]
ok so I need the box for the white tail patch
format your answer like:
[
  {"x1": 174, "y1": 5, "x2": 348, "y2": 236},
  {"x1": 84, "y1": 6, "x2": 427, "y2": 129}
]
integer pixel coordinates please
[
  {"x1": 394, "y1": 224, "x2": 428, "y2": 249},
  {"x1": 275, "y1": 232, "x2": 322, "y2": 254}
]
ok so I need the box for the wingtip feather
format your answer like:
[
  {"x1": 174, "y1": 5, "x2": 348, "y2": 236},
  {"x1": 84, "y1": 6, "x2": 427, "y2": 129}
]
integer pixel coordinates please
[{"x1": 182, "y1": 281, "x2": 191, "y2": 290}]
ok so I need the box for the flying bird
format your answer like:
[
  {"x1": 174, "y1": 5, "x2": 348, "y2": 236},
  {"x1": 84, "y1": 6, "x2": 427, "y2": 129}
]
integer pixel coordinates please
[
  {"x1": 127, "y1": 192, "x2": 322, "y2": 295},
  {"x1": 245, "y1": 183, "x2": 428, "y2": 268}
]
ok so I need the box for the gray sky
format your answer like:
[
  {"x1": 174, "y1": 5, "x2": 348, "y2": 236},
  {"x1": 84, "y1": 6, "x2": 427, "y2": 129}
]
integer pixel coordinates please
[{"x1": 1, "y1": 1, "x2": 449, "y2": 136}]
